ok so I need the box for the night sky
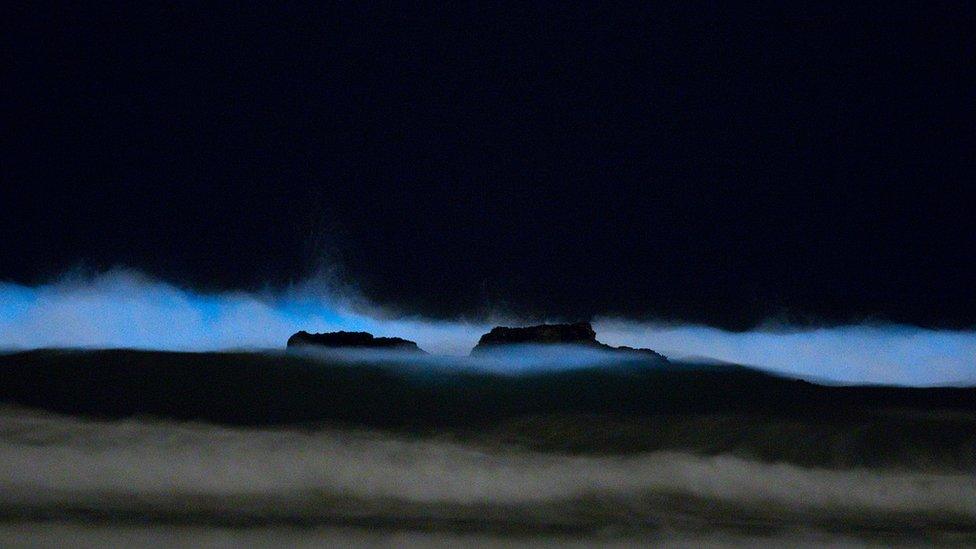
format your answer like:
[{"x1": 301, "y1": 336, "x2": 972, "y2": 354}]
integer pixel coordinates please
[{"x1": 5, "y1": 4, "x2": 975, "y2": 330}]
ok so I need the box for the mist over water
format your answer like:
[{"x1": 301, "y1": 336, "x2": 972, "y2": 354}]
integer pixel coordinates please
[
  {"x1": 1, "y1": 270, "x2": 974, "y2": 385},
  {"x1": 0, "y1": 406, "x2": 972, "y2": 545}
]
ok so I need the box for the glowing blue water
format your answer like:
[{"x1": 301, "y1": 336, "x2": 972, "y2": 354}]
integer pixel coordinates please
[{"x1": 1, "y1": 271, "x2": 973, "y2": 385}]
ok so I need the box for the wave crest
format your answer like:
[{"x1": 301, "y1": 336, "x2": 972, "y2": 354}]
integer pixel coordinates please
[{"x1": 1, "y1": 408, "x2": 974, "y2": 532}]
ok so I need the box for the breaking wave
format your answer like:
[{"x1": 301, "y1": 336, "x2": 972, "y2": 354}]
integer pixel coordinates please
[
  {"x1": 1, "y1": 407, "x2": 974, "y2": 537},
  {"x1": 1, "y1": 269, "x2": 975, "y2": 385}
]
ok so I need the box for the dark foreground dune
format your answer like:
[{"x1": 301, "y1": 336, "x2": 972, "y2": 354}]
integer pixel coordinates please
[{"x1": 0, "y1": 348, "x2": 974, "y2": 546}]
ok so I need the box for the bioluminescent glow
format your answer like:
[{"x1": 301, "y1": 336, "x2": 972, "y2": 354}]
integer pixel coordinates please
[
  {"x1": 0, "y1": 271, "x2": 974, "y2": 385},
  {"x1": 593, "y1": 320, "x2": 976, "y2": 386},
  {"x1": 0, "y1": 270, "x2": 489, "y2": 356}
]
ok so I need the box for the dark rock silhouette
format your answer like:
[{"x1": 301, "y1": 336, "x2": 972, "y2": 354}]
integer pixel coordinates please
[
  {"x1": 287, "y1": 331, "x2": 425, "y2": 353},
  {"x1": 472, "y1": 322, "x2": 668, "y2": 362},
  {"x1": 474, "y1": 322, "x2": 600, "y2": 348}
]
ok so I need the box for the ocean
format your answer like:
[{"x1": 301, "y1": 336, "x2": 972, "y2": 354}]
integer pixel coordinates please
[{"x1": 0, "y1": 349, "x2": 974, "y2": 547}]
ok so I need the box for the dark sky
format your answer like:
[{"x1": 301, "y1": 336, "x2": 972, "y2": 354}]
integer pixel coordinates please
[{"x1": 4, "y1": 4, "x2": 975, "y2": 329}]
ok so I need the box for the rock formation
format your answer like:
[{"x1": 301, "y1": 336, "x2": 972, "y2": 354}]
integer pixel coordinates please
[
  {"x1": 286, "y1": 331, "x2": 425, "y2": 353},
  {"x1": 471, "y1": 322, "x2": 667, "y2": 361},
  {"x1": 473, "y1": 321, "x2": 600, "y2": 348}
]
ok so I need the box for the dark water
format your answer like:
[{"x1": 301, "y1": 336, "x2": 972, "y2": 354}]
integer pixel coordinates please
[{"x1": 1, "y1": 349, "x2": 974, "y2": 546}]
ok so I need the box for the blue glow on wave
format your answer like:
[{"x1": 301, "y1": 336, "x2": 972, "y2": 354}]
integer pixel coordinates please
[{"x1": 0, "y1": 270, "x2": 973, "y2": 385}]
